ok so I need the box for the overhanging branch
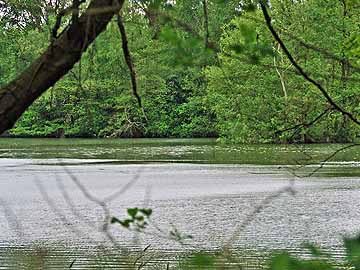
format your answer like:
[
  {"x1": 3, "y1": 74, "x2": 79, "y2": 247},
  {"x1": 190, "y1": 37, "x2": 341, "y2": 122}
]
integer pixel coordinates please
[
  {"x1": 260, "y1": 3, "x2": 360, "y2": 126},
  {"x1": 117, "y1": 14, "x2": 142, "y2": 107}
]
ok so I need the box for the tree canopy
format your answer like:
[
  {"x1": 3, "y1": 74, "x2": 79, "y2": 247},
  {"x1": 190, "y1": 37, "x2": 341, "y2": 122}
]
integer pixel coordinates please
[{"x1": 0, "y1": 0, "x2": 359, "y2": 142}]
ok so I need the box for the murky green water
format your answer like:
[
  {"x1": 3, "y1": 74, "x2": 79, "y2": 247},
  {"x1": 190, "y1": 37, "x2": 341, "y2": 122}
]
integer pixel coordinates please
[
  {"x1": 0, "y1": 138, "x2": 359, "y2": 165},
  {"x1": 0, "y1": 138, "x2": 359, "y2": 269}
]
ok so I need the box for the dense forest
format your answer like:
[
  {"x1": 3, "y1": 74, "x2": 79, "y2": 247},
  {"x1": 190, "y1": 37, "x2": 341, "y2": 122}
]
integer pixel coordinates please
[{"x1": 1, "y1": 0, "x2": 359, "y2": 143}]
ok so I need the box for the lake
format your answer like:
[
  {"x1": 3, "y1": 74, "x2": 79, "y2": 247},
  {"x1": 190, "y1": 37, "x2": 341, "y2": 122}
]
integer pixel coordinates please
[{"x1": 0, "y1": 138, "x2": 359, "y2": 268}]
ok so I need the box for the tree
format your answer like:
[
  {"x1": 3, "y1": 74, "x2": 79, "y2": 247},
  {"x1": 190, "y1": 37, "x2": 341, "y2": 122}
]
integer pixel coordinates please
[
  {"x1": 0, "y1": 0, "x2": 125, "y2": 134},
  {"x1": 0, "y1": 0, "x2": 359, "y2": 141},
  {"x1": 206, "y1": 0, "x2": 360, "y2": 143}
]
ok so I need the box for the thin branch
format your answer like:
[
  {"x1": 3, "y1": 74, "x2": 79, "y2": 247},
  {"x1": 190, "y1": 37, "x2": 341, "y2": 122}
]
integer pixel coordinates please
[
  {"x1": 282, "y1": 30, "x2": 360, "y2": 73},
  {"x1": 0, "y1": 198, "x2": 24, "y2": 238},
  {"x1": 273, "y1": 44, "x2": 287, "y2": 99},
  {"x1": 222, "y1": 52, "x2": 360, "y2": 83},
  {"x1": 202, "y1": 0, "x2": 210, "y2": 49},
  {"x1": 117, "y1": 14, "x2": 142, "y2": 107},
  {"x1": 34, "y1": 177, "x2": 97, "y2": 243},
  {"x1": 63, "y1": 167, "x2": 119, "y2": 247},
  {"x1": 260, "y1": 3, "x2": 360, "y2": 126},
  {"x1": 223, "y1": 186, "x2": 295, "y2": 249},
  {"x1": 52, "y1": 6, "x2": 71, "y2": 39},
  {"x1": 275, "y1": 108, "x2": 332, "y2": 135},
  {"x1": 293, "y1": 143, "x2": 360, "y2": 178},
  {"x1": 240, "y1": 13, "x2": 360, "y2": 73}
]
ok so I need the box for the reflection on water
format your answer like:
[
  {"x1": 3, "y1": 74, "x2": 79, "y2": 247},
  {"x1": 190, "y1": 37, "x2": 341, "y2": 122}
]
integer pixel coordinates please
[{"x1": 0, "y1": 138, "x2": 359, "y2": 268}]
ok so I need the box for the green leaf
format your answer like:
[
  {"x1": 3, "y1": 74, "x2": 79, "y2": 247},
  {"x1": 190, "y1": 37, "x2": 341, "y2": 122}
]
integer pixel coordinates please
[
  {"x1": 135, "y1": 215, "x2": 144, "y2": 221},
  {"x1": 139, "y1": 208, "x2": 153, "y2": 217},
  {"x1": 344, "y1": 235, "x2": 360, "y2": 268},
  {"x1": 110, "y1": 217, "x2": 121, "y2": 224},
  {"x1": 119, "y1": 219, "x2": 132, "y2": 228},
  {"x1": 127, "y1": 208, "x2": 139, "y2": 218},
  {"x1": 192, "y1": 253, "x2": 215, "y2": 267}
]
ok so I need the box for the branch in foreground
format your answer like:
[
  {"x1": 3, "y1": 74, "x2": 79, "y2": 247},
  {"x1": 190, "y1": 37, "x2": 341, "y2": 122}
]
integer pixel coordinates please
[{"x1": 260, "y1": 3, "x2": 360, "y2": 126}]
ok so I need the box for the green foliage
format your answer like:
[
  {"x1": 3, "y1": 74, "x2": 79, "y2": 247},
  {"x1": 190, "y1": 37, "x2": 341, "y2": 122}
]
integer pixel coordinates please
[
  {"x1": 178, "y1": 235, "x2": 360, "y2": 269},
  {"x1": 181, "y1": 253, "x2": 216, "y2": 270},
  {"x1": 111, "y1": 207, "x2": 153, "y2": 231},
  {"x1": 2, "y1": 0, "x2": 359, "y2": 143},
  {"x1": 2, "y1": 6, "x2": 217, "y2": 139},
  {"x1": 269, "y1": 235, "x2": 360, "y2": 270},
  {"x1": 205, "y1": 1, "x2": 360, "y2": 143}
]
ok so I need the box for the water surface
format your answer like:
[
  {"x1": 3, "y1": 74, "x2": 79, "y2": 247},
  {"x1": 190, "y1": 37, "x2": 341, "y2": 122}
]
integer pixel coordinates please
[{"x1": 0, "y1": 138, "x2": 359, "y2": 268}]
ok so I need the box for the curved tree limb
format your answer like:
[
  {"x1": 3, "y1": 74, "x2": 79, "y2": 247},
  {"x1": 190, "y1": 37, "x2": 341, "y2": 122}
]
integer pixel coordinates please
[
  {"x1": 0, "y1": 0, "x2": 125, "y2": 134},
  {"x1": 260, "y1": 3, "x2": 360, "y2": 126}
]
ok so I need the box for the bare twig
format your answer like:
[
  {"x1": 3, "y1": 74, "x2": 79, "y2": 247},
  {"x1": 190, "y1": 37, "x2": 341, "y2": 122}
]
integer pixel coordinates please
[
  {"x1": 34, "y1": 177, "x2": 97, "y2": 243},
  {"x1": 0, "y1": 198, "x2": 24, "y2": 238},
  {"x1": 240, "y1": 13, "x2": 360, "y2": 73},
  {"x1": 273, "y1": 44, "x2": 288, "y2": 99},
  {"x1": 104, "y1": 170, "x2": 142, "y2": 203},
  {"x1": 292, "y1": 143, "x2": 360, "y2": 178},
  {"x1": 222, "y1": 52, "x2": 360, "y2": 83},
  {"x1": 275, "y1": 108, "x2": 332, "y2": 136},
  {"x1": 223, "y1": 186, "x2": 295, "y2": 249},
  {"x1": 55, "y1": 174, "x2": 97, "y2": 229},
  {"x1": 63, "y1": 167, "x2": 119, "y2": 246}
]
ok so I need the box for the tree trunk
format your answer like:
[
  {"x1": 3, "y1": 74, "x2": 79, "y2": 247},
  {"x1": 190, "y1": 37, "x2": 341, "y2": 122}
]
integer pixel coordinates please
[{"x1": 0, "y1": 0, "x2": 124, "y2": 134}]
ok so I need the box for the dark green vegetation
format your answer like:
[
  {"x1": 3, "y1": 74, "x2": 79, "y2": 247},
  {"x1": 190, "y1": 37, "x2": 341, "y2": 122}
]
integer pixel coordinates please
[{"x1": 1, "y1": 0, "x2": 359, "y2": 142}]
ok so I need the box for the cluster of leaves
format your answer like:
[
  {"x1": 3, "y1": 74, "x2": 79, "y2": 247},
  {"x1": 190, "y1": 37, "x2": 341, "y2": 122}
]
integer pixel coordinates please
[{"x1": 111, "y1": 208, "x2": 153, "y2": 231}]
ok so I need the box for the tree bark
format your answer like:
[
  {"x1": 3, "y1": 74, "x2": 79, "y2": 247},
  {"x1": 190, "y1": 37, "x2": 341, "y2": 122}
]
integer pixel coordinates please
[{"x1": 0, "y1": 0, "x2": 125, "y2": 134}]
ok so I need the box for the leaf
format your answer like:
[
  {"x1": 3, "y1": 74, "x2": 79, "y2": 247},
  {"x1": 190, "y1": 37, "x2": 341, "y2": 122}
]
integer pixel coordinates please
[
  {"x1": 344, "y1": 235, "x2": 360, "y2": 269},
  {"x1": 111, "y1": 217, "x2": 131, "y2": 228},
  {"x1": 110, "y1": 217, "x2": 121, "y2": 224},
  {"x1": 139, "y1": 208, "x2": 153, "y2": 217},
  {"x1": 119, "y1": 219, "x2": 132, "y2": 228},
  {"x1": 191, "y1": 253, "x2": 215, "y2": 268},
  {"x1": 270, "y1": 253, "x2": 292, "y2": 270},
  {"x1": 135, "y1": 215, "x2": 144, "y2": 221},
  {"x1": 127, "y1": 208, "x2": 138, "y2": 218}
]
